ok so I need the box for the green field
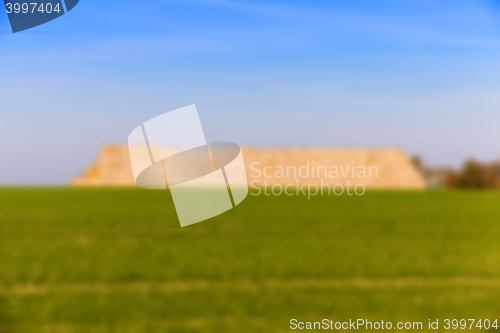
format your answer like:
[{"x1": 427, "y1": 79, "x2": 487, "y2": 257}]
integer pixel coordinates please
[{"x1": 1, "y1": 189, "x2": 500, "y2": 332}]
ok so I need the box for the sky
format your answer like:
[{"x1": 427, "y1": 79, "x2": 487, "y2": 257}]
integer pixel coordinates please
[{"x1": 1, "y1": 0, "x2": 500, "y2": 184}]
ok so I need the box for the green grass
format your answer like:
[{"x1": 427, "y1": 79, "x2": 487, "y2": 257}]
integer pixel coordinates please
[{"x1": 1, "y1": 189, "x2": 500, "y2": 332}]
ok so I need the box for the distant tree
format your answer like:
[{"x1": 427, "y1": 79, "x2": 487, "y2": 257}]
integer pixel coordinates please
[
  {"x1": 457, "y1": 159, "x2": 499, "y2": 188},
  {"x1": 410, "y1": 155, "x2": 424, "y2": 173},
  {"x1": 458, "y1": 159, "x2": 482, "y2": 188},
  {"x1": 444, "y1": 170, "x2": 459, "y2": 188},
  {"x1": 481, "y1": 164, "x2": 500, "y2": 188}
]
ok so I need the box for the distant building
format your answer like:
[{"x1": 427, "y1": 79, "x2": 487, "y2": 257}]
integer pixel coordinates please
[{"x1": 423, "y1": 167, "x2": 458, "y2": 189}]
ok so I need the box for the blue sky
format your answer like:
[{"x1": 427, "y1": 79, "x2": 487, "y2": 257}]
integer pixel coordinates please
[{"x1": 1, "y1": 0, "x2": 500, "y2": 183}]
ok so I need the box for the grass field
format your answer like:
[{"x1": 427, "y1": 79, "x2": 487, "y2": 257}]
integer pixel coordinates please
[{"x1": 1, "y1": 188, "x2": 500, "y2": 332}]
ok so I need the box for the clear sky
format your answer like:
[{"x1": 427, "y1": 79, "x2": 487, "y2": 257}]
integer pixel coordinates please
[{"x1": 1, "y1": 0, "x2": 500, "y2": 184}]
